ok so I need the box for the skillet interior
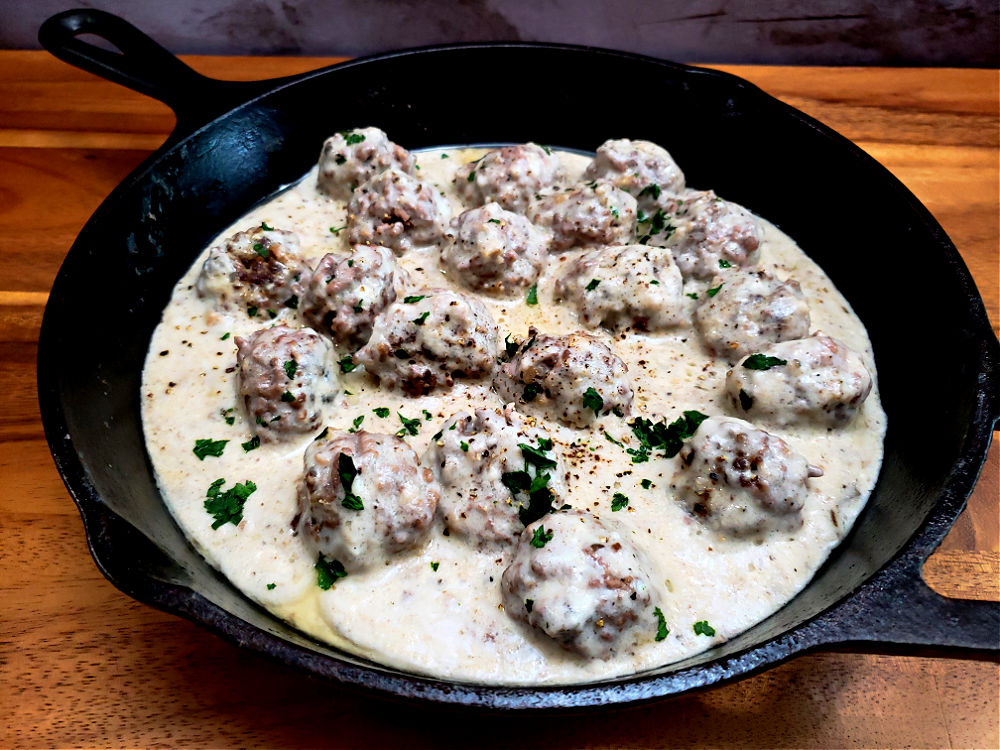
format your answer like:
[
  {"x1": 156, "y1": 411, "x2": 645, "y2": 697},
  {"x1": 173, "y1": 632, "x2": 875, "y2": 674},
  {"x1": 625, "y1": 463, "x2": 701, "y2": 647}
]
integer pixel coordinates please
[{"x1": 38, "y1": 44, "x2": 999, "y2": 707}]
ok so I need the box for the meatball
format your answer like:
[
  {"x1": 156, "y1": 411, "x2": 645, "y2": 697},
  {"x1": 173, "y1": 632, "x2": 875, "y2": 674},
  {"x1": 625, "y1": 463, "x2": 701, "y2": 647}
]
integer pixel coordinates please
[
  {"x1": 456, "y1": 143, "x2": 564, "y2": 213},
  {"x1": 529, "y1": 182, "x2": 637, "y2": 252},
  {"x1": 297, "y1": 430, "x2": 440, "y2": 571},
  {"x1": 501, "y1": 510, "x2": 660, "y2": 658},
  {"x1": 726, "y1": 335, "x2": 873, "y2": 427},
  {"x1": 299, "y1": 244, "x2": 404, "y2": 351},
  {"x1": 695, "y1": 269, "x2": 811, "y2": 363},
  {"x1": 235, "y1": 325, "x2": 337, "y2": 442},
  {"x1": 423, "y1": 405, "x2": 564, "y2": 548},
  {"x1": 441, "y1": 203, "x2": 550, "y2": 296},
  {"x1": 583, "y1": 138, "x2": 685, "y2": 214},
  {"x1": 657, "y1": 190, "x2": 762, "y2": 280},
  {"x1": 354, "y1": 289, "x2": 499, "y2": 395},
  {"x1": 671, "y1": 416, "x2": 823, "y2": 537},
  {"x1": 196, "y1": 225, "x2": 310, "y2": 314},
  {"x1": 347, "y1": 168, "x2": 451, "y2": 255},
  {"x1": 494, "y1": 329, "x2": 633, "y2": 428},
  {"x1": 316, "y1": 126, "x2": 415, "y2": 200},
  {"x1": 555, "y1": 244, "x2": 686, "y2": 331}
]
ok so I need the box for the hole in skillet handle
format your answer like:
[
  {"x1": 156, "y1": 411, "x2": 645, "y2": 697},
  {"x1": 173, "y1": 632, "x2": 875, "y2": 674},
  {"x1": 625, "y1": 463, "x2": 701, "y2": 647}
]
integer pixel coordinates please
[{"x1": 37, "y1": 8, "x2": 277, "y2": 140}]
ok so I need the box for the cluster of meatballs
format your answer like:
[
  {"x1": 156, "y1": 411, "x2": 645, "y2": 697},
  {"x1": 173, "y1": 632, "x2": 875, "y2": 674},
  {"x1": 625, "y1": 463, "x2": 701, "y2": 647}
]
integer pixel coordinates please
[{"x1": 194, "y1": 127, "x2": 874, "y2": 660}]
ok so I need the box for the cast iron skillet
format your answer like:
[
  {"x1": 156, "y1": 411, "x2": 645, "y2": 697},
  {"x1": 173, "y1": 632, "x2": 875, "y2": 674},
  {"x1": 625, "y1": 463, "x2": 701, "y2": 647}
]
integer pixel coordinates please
[{"x1": 37, "y1": 9, "x2": 999, "y2": 709}]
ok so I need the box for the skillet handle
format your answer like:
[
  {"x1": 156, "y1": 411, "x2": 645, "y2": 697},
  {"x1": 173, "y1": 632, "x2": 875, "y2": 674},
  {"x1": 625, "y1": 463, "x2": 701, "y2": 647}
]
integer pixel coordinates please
[{"x1": 38, "y1": 9, "x2": 273, "y2": 137}]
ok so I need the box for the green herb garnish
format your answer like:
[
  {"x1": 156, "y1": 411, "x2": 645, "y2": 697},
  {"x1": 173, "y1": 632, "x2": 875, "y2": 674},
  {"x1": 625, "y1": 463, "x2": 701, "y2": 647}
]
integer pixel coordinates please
[
  {"x1": 706, "y1": 284, "x2": 722, "y2": 297},
  {"x1": 280, "y1": 391, "x2": 296, "y2": 403},
  {"x1": 373, "y1": 407, "x2": 390, "y2": 418},
  {"x1": 338, "y1": 355, "x2": 357, "y2": 373},
  {"x1": 718, "y1": 259, "x2": 732, "y2": 268},
  {"x1": 738, "y1": 389, "x2": 754, "y2": 411},
  {"x1": 348, "y1": 415, "x2": 364, "y2": 433},
  {"x1": 338, "y1": 452, "x2": 363, "y2": 510},
  {"x1": 412, "y1": 311, "x2": 430, "y2": 325},
  {"x1": 742, "y1": 354, "x2": 787, "y2": 371},
  {"x1": 693, "y1": 620, "x2": 716, "y2": 636},
  {"x1": 582, "y1": 387, "x2": 604, "y2": 416},
  {"x1": 241, "y1": 435, "x2": 260, "y2": 452},
  {"x1": 641, "y1": 478, "x2": 653, "y2": 490},
  {"x1": 611, "y1": 492, "x2": 629, "y2": 511},
  {"x1": 253, "y1": 242, "x2": 269, "y2": 259},
  {"x1": 396, "y1": 413, "x2": 421, "y2": 437},
  {"x1": 460, "y1": 441, "x2": 469, "y2": 452},
  {"x1": 316, "y1": 555, "x2": 347, "y2": 589},
  {"x1": 525, "y1": 285, "x2": 538, "y2": 305},
  {"x1": 283, "y1": 359, "x2": 298, "y2": 379},
  {"x1": 403, "y1": 295, "x2": 425, "y2": 304},
  {"x1": 204, "y1": 478, "x2": 257, "y2": 529},
  {"x1": 627, "y1": 410, "x2": 708, "y2": 463},
  {"x1": 654, "y1": 607, "x2": 669, "y2": 641},
  {"x1": 530, "y1": 525, "x2": 553, "y2": 548},
  {"x1": 430, "y1": 561, "x2": 440, "y2": 571},
  {"x1": 585, "y1": 278, "x2": 601, "y2": 292},
  {"x1": 341, "y1": 131, "x2": 365, "y2": 145},
  {"x1": 193, "y1": 438, "x2": 228, "y2": 460},
  {"x1": 260, "y1": 221, "x2": 274, "y2": 231}
]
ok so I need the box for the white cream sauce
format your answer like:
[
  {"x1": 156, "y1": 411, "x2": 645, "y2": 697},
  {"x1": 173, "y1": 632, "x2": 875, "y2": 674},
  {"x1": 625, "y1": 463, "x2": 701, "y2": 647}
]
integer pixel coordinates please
[{"x1": 142, "y1": 148, "x2": 885, "y2": 684}]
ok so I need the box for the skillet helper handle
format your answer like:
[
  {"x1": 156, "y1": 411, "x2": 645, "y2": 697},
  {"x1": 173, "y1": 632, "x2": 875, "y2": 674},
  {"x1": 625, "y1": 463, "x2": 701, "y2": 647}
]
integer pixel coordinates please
[
  {"x1": 830, "y1": 558, "x2": 1000, "y2": 654},
  {"x1": 38, "y1": 9, "x2": 271, "y2": 136}
]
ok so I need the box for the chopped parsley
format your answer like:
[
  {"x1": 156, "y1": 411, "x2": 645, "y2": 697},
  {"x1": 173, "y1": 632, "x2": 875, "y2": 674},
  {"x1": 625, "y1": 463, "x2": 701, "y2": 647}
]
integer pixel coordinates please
[
  {"x1": 693, "y1": 620, "x2": 716, "y2": 637},
  {"x1": 347, "y1": 259, "x2": 354, "y2": 267},
  {"x1": 241, "y1": 435, "x2": 260, "y2": 452},
  {"x1": 220, "y1": 332, "x2": 231, "y2": 341},
  {"x1": 193, "y1": 438, "x2": 228, "y2": 460},
  {"x1": 338, "y1": 452, "x2": 363, "y2": 510},
  {"x1": 430, "y1": 561, "x2": 440, "y2": 572},
  {"x1": 280, "y1": 390, "x2": 296, "y2": 403},
  {"x1": 604, "y1": 431, "x2": 623, "y2": 447},
  {"x1": 638, "y1": 183, "x2": 661, "y2": 200},
  {"x1": 266, "y1": 582, "x2": 276, "y2": 590},
  {"x1": 585, "y1": 278, "x2": 601, "y2": 292},
  {"x1": 315, "y1": 555, "x2": 347, "y2": 589},
  {"x1": 403, "y1": 295, "x2": 425, "y2": 304},
  {"x1": 742, "y1": 354, "x2": 787, "y2": 371},
  {"x1": 525, "y1": 285, "x2": 538, "y2": 305},
  {"x1": 335, "y1": 154, "x2": 346, "y2": 165},
  {"x1": 348, "y1": 415, "x2": 365, "y2": 433},
  {"x1": 422, "y1": 409, "x2": 433, "y2": 421},
  {"x1": 611, "y1": 492, "x2": 629, "y2": 511},
  {"x1": 540, "y1": 144, "x2": 552, "y2": 155},
  {"x1": 487, "y1": 218, "x2": 502, "y2": 224},
  {"x1": 412, "y1": 311, "x2": 430, "y2": 326},
  {"x1": 353, "y1": 303, "x2": 364, "y2": 313},
  {"x1": 222, "y1": 407, "x2": 235, "y2": 426},
  {"x1": 738, "y1": 388, "x2": 754, "y2": 411},
  {"x1": 641, "y1": 478, "x2": 653, "y2": 490},
  {"x1": 686, "y1": 292, "x2": 698, "y2": 299},
  {"x1": 260, "y1": 221, "x2": 274, "y2": 231},
  {"x1": 341, "y1": 131, "x2": 365, "y2": 145},
  {"x1": 204, "y1": 478, "x2": 257, "y2": 530},
  {"x1": 706, "y1": 284, "x2": 723, "y2": 297},
  {"x1": 503, "y1": 334, "x2": 520, "y2": 360},
  {"x1": 530, "y1": 525, "x2": 553, "y2": 548},
  {"x1": 315, "y1": 427, "x2": 329, "y2": 441},
  {"x1": 266, "y1": 309, "x2": 277, "y2": 319},
  {"x1": 582, "y1": 387, "x2": 604, "y2": 416},
  {"x1": 718, "y1": 259, "x2": 733, "y2": 268},
  {"x1": 396, "y1": 413, "x2": 421, "y2": 437},
  {"x1": 338, "y1": 355, "x2": 357, "y2": 373},
  {"x1": 522, "y1": 382, "x2": 542, "y2": 402},
  {"x1": 247, "y1": 306, "x2": 258, "y2": 318},
  {"x1": 373, "y1": 407, "x2": 390, "y2": 418},
  {"x1": 440, "y1": 153, "x2": 449, "y2": 159},
  {"x1": 637, "y1": 207, "x2": 674, "y2": 244},
  {"x1": 501, "y1": 437, "x2": 559, "y2": 526},
  {"x1": 650, "y1": 279, "x2": 660, "y2": 285},
  {"x1": 283, "y1": 359, "x2": 298, "y2": 379},
  {"x1": 460, "y1": 441, "x2": 469, "y2": 452},
  {"x1": 627, "y1": 410, "x2": 708, "y2": 463},
  {"x1": 252, "y1": 242, "x2": 269, "y2": 259},
  {"x1": 467, "y1": 170, "x2": 476, "y2": 182},
  {"x1": 394, "y1": 348, "x2": 410, "y2": 359},
  {"x1": 284, "y1": 294, "x2": 299, "y2": 309},
  {"x1": 329, "y1": 225, "x2": 346, "y2": 235},
  {"x1": 654, "y1": 607, "x2": 669, "y2": 641}
]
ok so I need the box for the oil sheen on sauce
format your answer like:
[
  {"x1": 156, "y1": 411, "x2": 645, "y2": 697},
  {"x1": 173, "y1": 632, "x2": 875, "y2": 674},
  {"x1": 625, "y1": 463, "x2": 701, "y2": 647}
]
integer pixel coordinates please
[{"x1": 141, "y1": 147, "x2": 886, "y2": 685}]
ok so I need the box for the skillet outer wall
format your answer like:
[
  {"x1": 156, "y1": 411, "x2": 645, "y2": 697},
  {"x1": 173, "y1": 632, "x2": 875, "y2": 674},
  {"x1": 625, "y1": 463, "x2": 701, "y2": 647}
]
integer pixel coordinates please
[{"x1": 36, "y1": 42, "x2": 1000, "y2": 709}]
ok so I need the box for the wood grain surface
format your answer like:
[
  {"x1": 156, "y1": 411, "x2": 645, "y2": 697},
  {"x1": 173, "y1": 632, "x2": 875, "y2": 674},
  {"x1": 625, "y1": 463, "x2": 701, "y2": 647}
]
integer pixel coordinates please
[{"x1": 0, "y1": 52, "x2": 996, "y2": 749}]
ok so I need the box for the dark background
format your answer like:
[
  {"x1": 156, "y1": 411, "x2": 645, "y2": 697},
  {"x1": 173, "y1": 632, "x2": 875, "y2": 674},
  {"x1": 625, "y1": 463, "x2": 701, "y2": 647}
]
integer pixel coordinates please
[{"x1": 2, "y1": 0, "x2": 998, "y2": 66}]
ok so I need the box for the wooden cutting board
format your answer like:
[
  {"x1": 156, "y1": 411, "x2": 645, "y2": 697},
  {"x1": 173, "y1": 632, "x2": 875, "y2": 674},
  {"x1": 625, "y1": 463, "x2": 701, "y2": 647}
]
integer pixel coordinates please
[{"x1": 0, "y1": 52, "x2": 996, "y2": 748}]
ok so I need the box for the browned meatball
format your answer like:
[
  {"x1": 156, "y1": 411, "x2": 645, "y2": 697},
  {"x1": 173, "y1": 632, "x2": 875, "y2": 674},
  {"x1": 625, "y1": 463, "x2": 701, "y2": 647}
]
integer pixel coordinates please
[
  {"x1": 555, "y1": 244, "x2": 686, "y2": 331},
  {"x1": 456, "y1": 143, "x2": 564, "y2": 213},
  {"x1": 236, "y1": 325, "x2": 337, "y2": 442},
  {"x1": 422, "y1": 405, "x2": 564, "y2": 548},
  {"x1": 494, "y1": 329, "x2": 633, "y2": 428},
  {"x1": 672, "y1": 416, "x2": 823, "y2": 537},
  {"x1": 725, "y1": 335, "x2": 873, "y2": 426},
  {"x1": 529, "y1": 182, "x2": 637, "y2": 252},
  {"x1": 583, "y1": 138, "x2": 685, "y2": 215},
  {"x1": 299, "y1": 244, "x2": 404, "y2": 351},
  {"x1": 354, "y1": 289, "x2": 499, "y2": 396},
  {"x1": 501, "y1": 509, "x2": 661, "y2": 658},
  {"x1": 316, "y1": 127, "x2": 416, "y2": 200},
  {"x1": 297, "y1": 430, "x2": 440, "y2": 571},
  {"x1": 196, "y1": 225, "x2": 310, "y2": 315},
  {"x1": 347, "y1": 168, "x2": 451, "y2": 255},
  {"x1": 441, "y1": 202, "x2": 550, "y2": 296},
  {"x1": 695, "y1": 269, "x2": 811, "y2": 363},
  {"x1": 658, "y1": 190, "x2": 762, "y2": 280}
]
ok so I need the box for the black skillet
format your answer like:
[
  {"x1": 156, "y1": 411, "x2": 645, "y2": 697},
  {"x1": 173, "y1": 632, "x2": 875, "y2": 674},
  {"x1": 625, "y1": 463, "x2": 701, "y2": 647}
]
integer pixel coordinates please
[{"x1": 36, "y1": 9, "x2": 1000, "y2": 709}]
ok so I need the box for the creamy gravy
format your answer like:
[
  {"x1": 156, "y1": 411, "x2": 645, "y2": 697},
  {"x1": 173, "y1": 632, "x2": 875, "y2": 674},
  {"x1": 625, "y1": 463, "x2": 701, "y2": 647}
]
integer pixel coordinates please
[{"x1": 141, "y1": 147, "x2": 885, "y2": 684}]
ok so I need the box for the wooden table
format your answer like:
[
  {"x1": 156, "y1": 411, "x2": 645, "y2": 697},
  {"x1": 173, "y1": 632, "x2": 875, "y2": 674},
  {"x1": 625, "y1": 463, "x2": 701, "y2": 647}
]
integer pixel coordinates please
[{"x1": 1, "y1": 52, "x2": 996, "y2": 748}]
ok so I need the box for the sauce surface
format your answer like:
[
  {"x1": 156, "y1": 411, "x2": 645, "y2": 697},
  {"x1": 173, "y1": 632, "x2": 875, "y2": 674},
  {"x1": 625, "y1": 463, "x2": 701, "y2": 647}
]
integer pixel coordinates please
[{"x1": 142, "y1": 147, "x2": 885, "y2": 684}]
